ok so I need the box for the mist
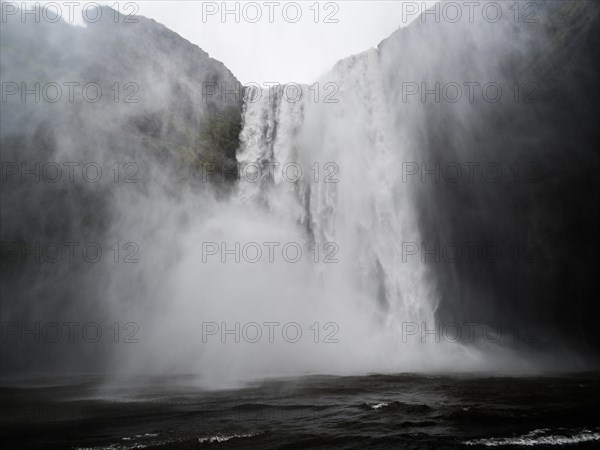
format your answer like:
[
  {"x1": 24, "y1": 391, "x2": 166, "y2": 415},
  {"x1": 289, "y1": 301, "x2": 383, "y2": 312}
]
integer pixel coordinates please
[{"x1": 1, "y1": 1, "x2": 599, "y2": 392}]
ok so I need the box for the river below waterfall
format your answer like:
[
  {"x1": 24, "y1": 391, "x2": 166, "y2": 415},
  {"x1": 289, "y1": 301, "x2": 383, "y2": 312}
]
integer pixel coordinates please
[{"x1": 2, "y1": 372, "x2": 599, "y2": 449}]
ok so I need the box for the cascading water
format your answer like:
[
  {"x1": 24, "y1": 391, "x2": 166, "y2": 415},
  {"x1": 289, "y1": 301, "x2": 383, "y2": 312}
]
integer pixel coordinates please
[
  {"x1": 226, "y1": 48, "x2": 497, "y2": 377},
  {"x1": 236, "y1": 49, "x2": 436, "y2": 335},
  {"x1": 105, "y1": 49, "x2": 531, "y2": 389}
]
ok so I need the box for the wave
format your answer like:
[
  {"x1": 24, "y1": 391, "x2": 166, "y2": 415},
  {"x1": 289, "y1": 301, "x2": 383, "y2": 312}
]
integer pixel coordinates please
[
  {"x1": 198, "y1": 432, "x2": 261, "y2": 444},
  {"x1": 364, "y1": 400, "x2": 433, "y2": 413},
  {"x1": 464, "y1": 428, "x2": 600, "y2": 447}
]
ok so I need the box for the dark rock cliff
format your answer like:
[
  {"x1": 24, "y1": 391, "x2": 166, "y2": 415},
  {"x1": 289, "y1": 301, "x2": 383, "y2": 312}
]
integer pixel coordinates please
[{"x1": 378, "y1": 0, "x2": 600, "y2": 353}]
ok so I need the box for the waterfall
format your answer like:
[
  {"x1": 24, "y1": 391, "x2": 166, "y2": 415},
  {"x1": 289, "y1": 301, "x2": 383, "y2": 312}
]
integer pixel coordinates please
[
  {"x1": 236, "y1": 48, "x2": 436, "y2": 334},
  {"x1": 103, "y1": 49, "x2": 532, "y2": 388}
]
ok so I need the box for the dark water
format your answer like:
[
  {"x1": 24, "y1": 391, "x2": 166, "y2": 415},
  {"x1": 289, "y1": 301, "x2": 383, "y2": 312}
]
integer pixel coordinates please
[{"x1": 1, "y1": 372, "x2": 599, "y2": 449}]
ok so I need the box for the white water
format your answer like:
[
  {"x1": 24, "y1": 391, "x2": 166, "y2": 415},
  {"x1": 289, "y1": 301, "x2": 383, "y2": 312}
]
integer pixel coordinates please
[
  {"x1": 105, "y1": 48, "x2": 529, "y2": 388},
  {"x1": 464, "y1": 428, "x2": 600, "y2": 447},
  {"x1": 237, "y1": 48, "x2": 435, "y2": 336}
]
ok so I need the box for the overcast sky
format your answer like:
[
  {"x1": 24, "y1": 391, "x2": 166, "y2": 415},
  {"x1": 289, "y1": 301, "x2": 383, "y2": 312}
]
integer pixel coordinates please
[{"x1": 26, "y1": 1, "x2": 435, "y2": 84}]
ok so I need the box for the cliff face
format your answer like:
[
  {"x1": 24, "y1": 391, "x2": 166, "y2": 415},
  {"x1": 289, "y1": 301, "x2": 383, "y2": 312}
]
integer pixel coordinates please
[
  {"x1": 376, "y1": 1, "x2": 600, "y2": 351},
  {"x1": 0, "y1": 7, "x2": 243, "y2": 344},
  {"x1": 0, "y1": 5, "x2": 243, "y2": 179}
]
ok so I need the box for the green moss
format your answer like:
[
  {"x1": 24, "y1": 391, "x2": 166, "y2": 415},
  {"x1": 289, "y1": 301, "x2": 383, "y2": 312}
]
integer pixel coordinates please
[{"x1": 196, "y1": 106, "x2": 243, "y2": 161}]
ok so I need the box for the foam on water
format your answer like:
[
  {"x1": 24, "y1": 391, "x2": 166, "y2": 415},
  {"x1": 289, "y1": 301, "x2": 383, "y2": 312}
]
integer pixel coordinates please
[
  {"x1": 198, "y1": 432, "x2": 261, "y2": 444},
  {"x1": 464, "y1": 428, "x2": 600, "y2": 447},
  {"x1": 369, "y1": 402, "x2": 389, "y2": 410}
]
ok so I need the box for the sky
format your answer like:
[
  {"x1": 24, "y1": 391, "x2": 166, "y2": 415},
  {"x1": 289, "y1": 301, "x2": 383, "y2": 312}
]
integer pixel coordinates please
[{"x1": 21, "y1": 1, "x2": 436, "y2": 84}]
